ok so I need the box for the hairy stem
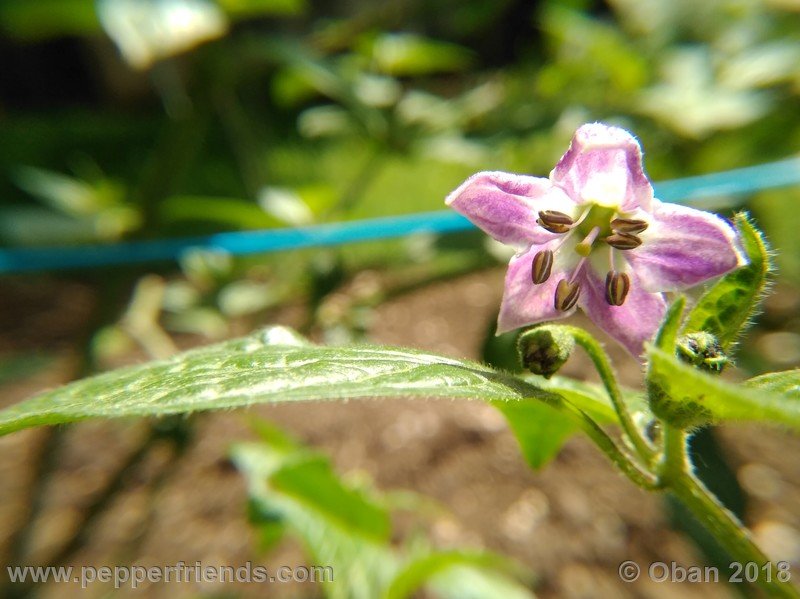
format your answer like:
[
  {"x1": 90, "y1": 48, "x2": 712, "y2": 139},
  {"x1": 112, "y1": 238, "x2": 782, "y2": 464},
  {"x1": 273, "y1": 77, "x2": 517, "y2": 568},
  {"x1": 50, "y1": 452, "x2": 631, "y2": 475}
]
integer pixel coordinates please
[
  {"x1": 657, "y1": 423, "x2": 798, "y2": 597},
  {"x1": 668, "y1": 472, "x2": 799, "y2": 598},
  {"x1": 567, "y1": 327, "x2": 655, "y2": 463}
]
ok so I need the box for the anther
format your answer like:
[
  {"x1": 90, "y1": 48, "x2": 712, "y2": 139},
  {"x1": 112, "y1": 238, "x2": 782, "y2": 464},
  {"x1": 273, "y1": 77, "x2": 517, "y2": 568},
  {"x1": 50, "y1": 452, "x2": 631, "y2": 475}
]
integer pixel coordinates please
[
  {"x1": 531, "y1": 250, "x2": 554, "y2": 284},
  {"x1": 610, "y1": 218, "x2": 648, "y2": 235},
  {"x1": 605, "y1": 271, "x2": 631, "y2": 306},
  {"x1": 537, "y1": 210, "x2": 574, "y2": 234},
  {"x1": 605, "y1": 232, "x2": 642, "y2": 250},
  {"x1": 554, "y1": 279, "x2": 581, "y2": 311}
]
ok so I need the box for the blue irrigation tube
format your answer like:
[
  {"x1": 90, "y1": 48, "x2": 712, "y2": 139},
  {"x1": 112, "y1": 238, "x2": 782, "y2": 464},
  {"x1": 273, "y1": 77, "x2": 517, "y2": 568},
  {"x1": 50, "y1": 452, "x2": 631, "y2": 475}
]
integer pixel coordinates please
[{"x1": 1, "y1": 156, "x2": 799, "y2": 274}]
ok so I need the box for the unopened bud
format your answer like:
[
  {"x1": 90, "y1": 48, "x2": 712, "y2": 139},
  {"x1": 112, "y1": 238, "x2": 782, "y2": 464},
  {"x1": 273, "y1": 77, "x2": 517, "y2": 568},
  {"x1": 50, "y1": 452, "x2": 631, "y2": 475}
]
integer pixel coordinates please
[
  {"x1": 517, "y1": 325, "x2": 575, "y2": 378},
  {"x1": 677, "y1": 332, "x2": 729, "y2": 373},
  {"x1": 554, "y1": 279, "x2": 580, "y2": 311},
  {"x1": 604, "y1": 271, "x2": 630, "y2": 306},
  {"x1": 605, "y1": 232, "x2": 642, "y2": 250},
  {"x1": 531, "y1": 250, "x2": 554, "y2": 284},
  {"x1": 537, "y1": 210, "x2": 574, "y2": 234},
  {"x1": 610, "y1": 218, "x2": 648, "y2": 235}
]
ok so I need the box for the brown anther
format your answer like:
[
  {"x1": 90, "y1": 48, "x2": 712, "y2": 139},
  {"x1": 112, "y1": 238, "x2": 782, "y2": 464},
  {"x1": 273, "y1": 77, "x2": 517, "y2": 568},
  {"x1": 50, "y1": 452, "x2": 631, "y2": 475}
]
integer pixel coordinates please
[
  {"x1": 531, "y1": 250, "x2": 554, "y2": 284},
  {"x1": 610, "y1": 218, "x2": 648, "y2": 235},
  {"x1": 605, "y1": 232, "x2": 642, "y2": 250},
  {"x1": 554, "y1": 279, "x2": 581, "y2": 312},
  {"x1": 605, "y1": 271, "x2": 631, "y2": 306},
  {"x1": 537, "y1": 210, "x2": 574, "y2": 234}
]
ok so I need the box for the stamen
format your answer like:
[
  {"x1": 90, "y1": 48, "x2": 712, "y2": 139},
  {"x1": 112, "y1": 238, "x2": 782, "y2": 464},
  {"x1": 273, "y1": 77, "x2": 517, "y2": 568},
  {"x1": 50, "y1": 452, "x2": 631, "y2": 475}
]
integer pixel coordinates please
[
  {"x1": 537, "y1": 210, "x2": 574, "y2": 234},
  {"x1": 605, "y1": 232, "x2": 642, "y2": 250},
  {"x1": 554, "y1": 279, "x2": 581, "y2": 311},
  {"x1": 610, "y1": 218, "x2": 648, "y2": 235},
  {"x1": 575, "y1": 226, "x2": 600, "y2": 257},
  {"x1": 605, "y1": 271, "x2": 631, "y2": 306},
  {"x1": 531, "y1": 250, "x2": 554, "y2": 284}
]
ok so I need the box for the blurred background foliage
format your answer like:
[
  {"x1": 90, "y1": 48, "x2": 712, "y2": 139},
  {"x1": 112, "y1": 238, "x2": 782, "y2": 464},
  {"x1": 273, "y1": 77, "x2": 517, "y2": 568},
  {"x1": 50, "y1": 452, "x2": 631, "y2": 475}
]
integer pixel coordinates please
[
  {"x1": 2, "y1": 0, "x2": 800, "y2": 351},
  {"x1": 2, "y1": 1, "x2": 800, "y2": 595}
]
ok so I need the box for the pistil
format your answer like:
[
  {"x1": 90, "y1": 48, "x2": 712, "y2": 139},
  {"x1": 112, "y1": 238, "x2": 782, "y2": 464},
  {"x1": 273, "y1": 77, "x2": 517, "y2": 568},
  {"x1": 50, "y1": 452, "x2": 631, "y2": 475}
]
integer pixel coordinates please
[{"x1": 575, "y1": 226, "x2": 601, "y2": 257}]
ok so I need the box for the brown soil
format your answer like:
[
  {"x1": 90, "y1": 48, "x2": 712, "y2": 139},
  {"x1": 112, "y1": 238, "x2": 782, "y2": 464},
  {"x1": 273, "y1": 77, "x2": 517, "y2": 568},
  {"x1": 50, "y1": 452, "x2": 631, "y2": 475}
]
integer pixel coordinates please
[{"x1": 0, "y1": 270, "x2": 798, "y2": 599}]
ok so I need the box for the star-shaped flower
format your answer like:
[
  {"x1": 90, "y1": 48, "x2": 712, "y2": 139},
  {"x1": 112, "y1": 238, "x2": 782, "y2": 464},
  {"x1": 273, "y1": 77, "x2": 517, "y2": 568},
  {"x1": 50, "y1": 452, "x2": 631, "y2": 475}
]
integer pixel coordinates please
[{"x1": 445, "y1": 123, "x2": 746, "y2": 356}]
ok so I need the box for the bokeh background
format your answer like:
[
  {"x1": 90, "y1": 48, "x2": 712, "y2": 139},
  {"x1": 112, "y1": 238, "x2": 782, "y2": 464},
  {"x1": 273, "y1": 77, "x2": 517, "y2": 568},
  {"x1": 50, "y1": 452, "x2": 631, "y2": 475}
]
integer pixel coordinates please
[{"x1": 1, "y1": 0, "x2": 800, "y2": 597}]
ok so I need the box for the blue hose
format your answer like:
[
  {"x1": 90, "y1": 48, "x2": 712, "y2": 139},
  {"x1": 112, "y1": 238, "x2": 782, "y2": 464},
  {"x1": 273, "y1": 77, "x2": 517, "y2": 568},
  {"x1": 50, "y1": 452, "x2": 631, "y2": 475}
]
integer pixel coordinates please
[{"x1": 1, "y1": 157, "x2": 798, "y2": 274}]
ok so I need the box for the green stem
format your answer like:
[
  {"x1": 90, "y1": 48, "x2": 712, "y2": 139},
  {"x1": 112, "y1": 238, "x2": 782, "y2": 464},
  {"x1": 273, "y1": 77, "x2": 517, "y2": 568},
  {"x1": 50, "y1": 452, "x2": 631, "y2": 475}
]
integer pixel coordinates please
[
  {"x1": 660, "y1": 424, "x2": 688, "y2": 481},
  {"x1": 556, "y1": 400, "x2": 658, "y2": 491},
  {"x1": 567, "y1": 327, "x2": 655, "y2": 463},
  {"x1": 658, "y1": 423, "x2": 798, "y2": 597},
  {"x1": 668, "y1": 472, "x2": 799, "y2": 598}
]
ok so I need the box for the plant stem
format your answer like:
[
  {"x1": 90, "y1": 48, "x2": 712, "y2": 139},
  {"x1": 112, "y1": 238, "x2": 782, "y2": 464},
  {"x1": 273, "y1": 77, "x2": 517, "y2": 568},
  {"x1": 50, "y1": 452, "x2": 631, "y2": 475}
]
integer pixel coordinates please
[
  {"x1": 668, "y1": 472, "x2": 799, "y2": 598},
  {"x1": 556, "y1": 400, "x2": 658, "y2": 491},
  {"x1": 658, "y1": 423, "x2": 799, "y2": 598},
  {"x1": 660, "y1": 424, "x2": 688, "y2": 481},
  {"x1": 567, "y1": 327, "x2": 655, "y2": 463}
]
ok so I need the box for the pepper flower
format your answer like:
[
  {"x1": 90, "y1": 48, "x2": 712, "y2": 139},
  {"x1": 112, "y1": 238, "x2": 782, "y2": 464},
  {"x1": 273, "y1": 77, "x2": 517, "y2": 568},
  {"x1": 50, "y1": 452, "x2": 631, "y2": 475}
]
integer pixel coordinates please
[{"x1": 446, "y1": 123, "x2": 745, "y2": 356}]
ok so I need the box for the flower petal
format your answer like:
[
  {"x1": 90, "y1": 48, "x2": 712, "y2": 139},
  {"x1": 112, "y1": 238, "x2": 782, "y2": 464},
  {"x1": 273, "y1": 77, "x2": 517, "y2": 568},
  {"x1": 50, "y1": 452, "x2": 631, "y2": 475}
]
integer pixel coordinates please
[
  {"x1": 446, "y1": 171, "x2": 578, "y2": 249},
  {"x1": 497, "y1": 245, "x2": 573, "y2": 334},
  {"x1": 625, "y1": 201, "x2": 746, "y2": 292},
  {"x1": 550, "y1": 123, "x2": 653, "y2": 212},
  {"x1": 579, "y1": 269, "x2": 666, "y2": 357}
]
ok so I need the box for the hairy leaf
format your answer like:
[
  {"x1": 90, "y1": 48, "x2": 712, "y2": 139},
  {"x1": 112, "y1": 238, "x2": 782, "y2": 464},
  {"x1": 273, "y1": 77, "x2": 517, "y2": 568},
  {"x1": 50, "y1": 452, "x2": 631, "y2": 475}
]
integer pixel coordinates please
[
  {"x1": 0, "y1": 326, "x2": 559, "y2": 436},
  {"x1": 745, "y1": 370, "x2": 800, "y2": 399},
  {"x1": 683, "y1": 213, "x2": 771, "y2": 349},
  {"x1": 646, "y1": 346, "x2": 800, "y2": 430}
]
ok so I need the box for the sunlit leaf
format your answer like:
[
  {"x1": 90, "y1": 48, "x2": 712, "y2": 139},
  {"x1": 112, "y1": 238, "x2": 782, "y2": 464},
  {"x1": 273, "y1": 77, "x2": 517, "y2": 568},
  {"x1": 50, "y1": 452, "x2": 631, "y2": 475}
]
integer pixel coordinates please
[
  {"x1": 387, "y1": 551, "x2": 532, "y2": 599},
  {"x1": 216, "y1": 0, "x2": 306, "y2": 18},
  {"x1": 233, "y1": 441, "x2": 395, "y2": 599},
  {"x1": 745, "y1": 369, "x2": 800, "y2": 399},
  {"x1": 646, "y1": 346, "x2": 800, "y2": 430},
  {"x1": 0, "y1": 326, "x2": 559, "y2": 437},
  {"x1": 159, "y1": 195, "x2": 284, "y2": 230},
  {"x1": 361, "y1": 33, "x2": 472, "y2": 77},
  {"x1": 683, "y1": 213, "x2": 771, "y2": 349}
]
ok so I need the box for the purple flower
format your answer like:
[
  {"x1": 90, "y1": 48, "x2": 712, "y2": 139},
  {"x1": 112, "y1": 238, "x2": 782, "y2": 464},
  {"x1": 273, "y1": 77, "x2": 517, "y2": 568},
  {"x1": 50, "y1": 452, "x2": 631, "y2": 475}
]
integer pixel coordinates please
[{"x1": 446, "y1": 123, "x2": 745, "y2": 356}]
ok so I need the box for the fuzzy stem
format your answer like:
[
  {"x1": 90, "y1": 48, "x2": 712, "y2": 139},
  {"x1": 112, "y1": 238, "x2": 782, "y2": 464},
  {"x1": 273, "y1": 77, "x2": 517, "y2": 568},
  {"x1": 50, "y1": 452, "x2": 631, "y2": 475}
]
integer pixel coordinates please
[
  {"x1": 668, "y1": 470, "x2": 799, "y2": 598},
  {"x1": 564, "y1": 326, "x2": 655, "y2": 463}
]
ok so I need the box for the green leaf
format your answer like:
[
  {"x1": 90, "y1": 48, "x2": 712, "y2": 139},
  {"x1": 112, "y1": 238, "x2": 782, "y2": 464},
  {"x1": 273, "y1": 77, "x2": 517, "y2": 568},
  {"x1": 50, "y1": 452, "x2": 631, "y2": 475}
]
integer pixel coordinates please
[
  {"x1": 495, "y1": 375, "x2": 648, "y2": 469},
  {"x1": 646, "y1": 346, "x2": 800, "y2": 430},
  {"x1": 233, "y1": 441, "x2": 395, "y2": 599},
  {"x1": 271, "y1": 455, "x2": 391, "y2": 542},
  {"x1": 492, "y1": 399, "x2": 578, "y2": 470},
  {"x1": 683, "y1": 213, "x2": 771, "y2": 349},
  {"x1": 0, "y1": 326, "x2": 560, "y2": 437},
  {"x1": 386, "y1": 551, "x2": 533, "y2": 599},
  {"x1": 159, "y1": 195, "x2": 284, "y2": 230},
  {"x1": 362, "y1": 33, "x2": 473, "y2": 77},
  {"x1": 216, "y1": 0, "x2": 306, "y2": 18},
  {"x1": 235, "y1": 432, "x2": 535, "y2": 599},
  {"x1": 0, "y1": 0, "x2": 100, "y2": 40},
  {"x1": 745, "y1": 370, "x2": 800, "y2": 399},
  {"x1": 654, "y1": 296, "x2": 686, "y2": 351}
]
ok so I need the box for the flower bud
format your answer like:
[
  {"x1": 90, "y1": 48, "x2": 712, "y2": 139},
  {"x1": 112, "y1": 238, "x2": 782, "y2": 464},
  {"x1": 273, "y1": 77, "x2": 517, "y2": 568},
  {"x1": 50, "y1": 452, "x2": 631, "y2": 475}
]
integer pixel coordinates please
[
  {"x1": 517, "y1": 325, "x2": 575, "y2": 378},
  {"x1": 676, "y1": 332, "x2": 729, "y2": 373}
]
